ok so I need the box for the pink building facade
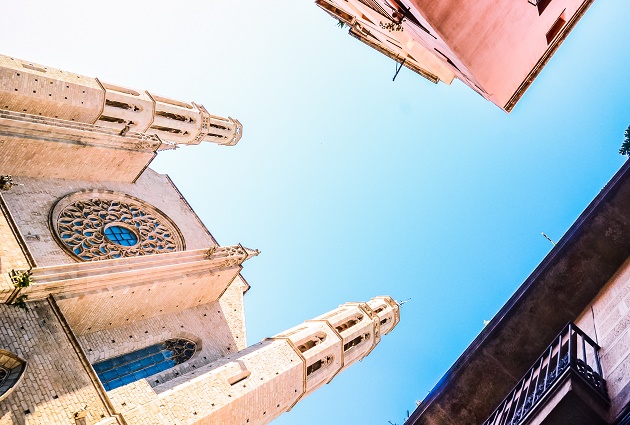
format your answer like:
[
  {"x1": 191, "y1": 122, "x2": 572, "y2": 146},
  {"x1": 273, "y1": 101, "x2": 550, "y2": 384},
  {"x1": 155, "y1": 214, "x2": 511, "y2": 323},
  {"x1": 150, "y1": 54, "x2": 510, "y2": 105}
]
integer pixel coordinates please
[{"x1": 316, "y1": 0, "x2": 594, "y2": 111}]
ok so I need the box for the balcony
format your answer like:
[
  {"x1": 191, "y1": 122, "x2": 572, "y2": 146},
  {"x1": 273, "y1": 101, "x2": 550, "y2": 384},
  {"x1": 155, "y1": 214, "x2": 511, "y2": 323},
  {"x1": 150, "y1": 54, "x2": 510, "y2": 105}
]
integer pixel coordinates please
[{"x1": 484, "y1": 323, "x2": 608, "y2": 425}]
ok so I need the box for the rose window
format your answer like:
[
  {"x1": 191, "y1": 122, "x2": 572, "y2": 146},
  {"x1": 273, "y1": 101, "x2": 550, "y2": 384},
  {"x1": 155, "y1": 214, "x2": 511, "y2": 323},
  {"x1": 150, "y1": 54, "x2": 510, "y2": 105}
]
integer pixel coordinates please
[{"x1": 51, "y1": 191, "x2": 185, "y2": 261}]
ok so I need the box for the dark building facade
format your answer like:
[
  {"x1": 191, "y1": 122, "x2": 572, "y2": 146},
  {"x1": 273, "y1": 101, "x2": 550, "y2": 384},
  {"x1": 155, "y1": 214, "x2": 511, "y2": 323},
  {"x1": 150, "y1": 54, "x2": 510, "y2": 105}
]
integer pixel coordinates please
[{"x1": 407, "y1": 160, "x2": 630, "y2": 425}]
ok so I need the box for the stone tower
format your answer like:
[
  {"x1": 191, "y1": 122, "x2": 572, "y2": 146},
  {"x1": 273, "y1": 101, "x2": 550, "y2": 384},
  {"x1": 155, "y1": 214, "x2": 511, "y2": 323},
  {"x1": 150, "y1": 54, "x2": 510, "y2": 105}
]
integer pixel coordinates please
[{"x1": 0, "y1": 54, "x2": 400, "y2": 425}]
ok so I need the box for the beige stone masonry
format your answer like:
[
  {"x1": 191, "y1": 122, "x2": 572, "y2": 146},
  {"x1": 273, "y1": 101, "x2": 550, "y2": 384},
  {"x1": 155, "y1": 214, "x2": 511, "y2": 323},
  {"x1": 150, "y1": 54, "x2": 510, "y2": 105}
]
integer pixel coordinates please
[
  {"x1": 0, "y1": 54, "x2": 242, "y2": 148},
  {"x1": 101, "y1": 297, "x2": 399, "y2": 425},
  {"x1": 0, "y1": 170, "x2": 216, "y2": 267},
  {"x1": 0, "y1": 55, "x2": 104, "y2": 123},
  {"x1": 576, "y1": 256, "x2": 630, "y2": 421},
  {"x1": 17, "y1": 245, "x2": 257, "y2": 302},
  {"x1": 0, "y1": 195, "x2": 30, "y2": 303},
  {"x1": 78, "y1": 278, "x2": 248, "y2": 400},
  {"x1": 0, "y1": 301, "x2": 113, "y2": 425},
  {"x1": 0, "y1": 110, "x2": 160, "y2": 182}
]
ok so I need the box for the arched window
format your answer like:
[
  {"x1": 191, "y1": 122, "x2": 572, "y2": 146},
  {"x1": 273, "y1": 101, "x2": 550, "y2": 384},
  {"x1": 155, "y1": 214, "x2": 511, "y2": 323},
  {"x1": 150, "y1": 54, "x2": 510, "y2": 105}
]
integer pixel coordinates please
[
  {"x1": 335, "y1": 314, "x2": 363, "y2": 333},
  {"x1": 0, "y1": 350, "x2": 27, "y2": 402},
  {"x1": 297, "y1": 333, "x2": 327, "y2": 353},
  {"x1": 373, "y1": 305, "x2": 387, "y2": 314},
  {"x1": 93, "y1": 338, "x2": 196, "y2": 391},
  {"x1": 306, "y1": 356, "x2": 333, "y2": 377},
  {"x1": 343, "y1": 333, "x2": 371, "y2": 352}
]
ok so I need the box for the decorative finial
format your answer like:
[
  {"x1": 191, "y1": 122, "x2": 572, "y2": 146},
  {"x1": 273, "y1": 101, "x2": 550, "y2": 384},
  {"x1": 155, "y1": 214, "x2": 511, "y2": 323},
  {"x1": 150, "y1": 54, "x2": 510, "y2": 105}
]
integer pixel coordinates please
[{"x1": 397, "y1": 298, "x2": 411, "y2": 308}]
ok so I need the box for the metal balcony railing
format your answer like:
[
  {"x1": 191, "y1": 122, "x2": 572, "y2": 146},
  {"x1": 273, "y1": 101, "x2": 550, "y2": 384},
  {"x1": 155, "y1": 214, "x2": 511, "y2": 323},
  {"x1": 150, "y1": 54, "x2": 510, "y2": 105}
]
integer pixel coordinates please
[{"x1": 484, "y1": 323, "x2": 607, "y2": 425}]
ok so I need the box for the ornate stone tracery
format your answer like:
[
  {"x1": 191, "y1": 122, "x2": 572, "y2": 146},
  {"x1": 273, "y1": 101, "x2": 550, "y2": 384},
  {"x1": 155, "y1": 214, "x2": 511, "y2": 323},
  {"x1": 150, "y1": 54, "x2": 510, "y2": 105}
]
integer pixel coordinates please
[{"x1": 51, "y1": 191, "x2": 185, "y2": 261}]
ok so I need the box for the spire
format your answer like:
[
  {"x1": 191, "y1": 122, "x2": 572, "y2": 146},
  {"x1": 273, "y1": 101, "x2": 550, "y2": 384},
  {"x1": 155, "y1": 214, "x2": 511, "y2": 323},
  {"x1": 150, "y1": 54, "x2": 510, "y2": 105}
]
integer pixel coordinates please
[
  {"x1": 0, "y1": 54, "x2": 243, "y2": 147},
  {"x1": 114, "y1": 297, "x2": 400, "y2": 425}
]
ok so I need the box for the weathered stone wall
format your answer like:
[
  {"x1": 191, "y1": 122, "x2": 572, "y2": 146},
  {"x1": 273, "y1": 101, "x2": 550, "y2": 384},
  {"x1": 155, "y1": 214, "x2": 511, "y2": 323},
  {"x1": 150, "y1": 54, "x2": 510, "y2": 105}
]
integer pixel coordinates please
[
  {"x1": 576, "y1": 256, "x2": 630, "y2": 422},
  {"x1": 0, "y1": 301, "x2": 111, "y2": 425},
  {"x1": 0, "y1": 54, "x2": 104, "y2": 123},
  {"x1": 1, "y1": 168, "x2": 216, "y2": 267},
  {"x1": 76, "y1": 276, "x2": 247, "y2": 371},
  {"x1": 115, "y1": 339, "x2": 304, "y2": 425},
  {"x1": 0, "y1": 198, "x2": 29, "y2": 302},
  {"x1": 55, "y1": 264, "x2": 242, "y2": 335}
]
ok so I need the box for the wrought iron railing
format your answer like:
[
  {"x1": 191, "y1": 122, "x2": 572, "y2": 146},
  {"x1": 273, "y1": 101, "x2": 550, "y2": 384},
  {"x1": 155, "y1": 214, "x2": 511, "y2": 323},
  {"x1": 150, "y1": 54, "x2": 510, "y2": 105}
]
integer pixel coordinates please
[{"x1": 483, "y1": 323, "x2": 607, "y2": 425}]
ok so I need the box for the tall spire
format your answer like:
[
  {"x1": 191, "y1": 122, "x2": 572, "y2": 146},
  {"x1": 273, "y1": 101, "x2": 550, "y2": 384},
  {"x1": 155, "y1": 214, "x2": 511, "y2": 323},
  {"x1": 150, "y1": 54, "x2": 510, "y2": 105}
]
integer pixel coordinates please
[
  {"x1": 0, "y1": 54, "x2": 242, "y2": 147},
  {"x1": 114, "y1": 296, "x2": 400, "y2": 425},
  {"x1": 0, "y1": 53, "x2": 243, "y2": 182}
]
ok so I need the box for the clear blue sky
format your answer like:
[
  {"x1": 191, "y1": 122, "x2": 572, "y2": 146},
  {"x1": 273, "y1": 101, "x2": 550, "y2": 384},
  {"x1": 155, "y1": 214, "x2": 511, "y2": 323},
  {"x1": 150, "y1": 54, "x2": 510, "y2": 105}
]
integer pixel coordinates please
[{"x1": 2, "y1": 1, "x2": 629, "y2": 424}]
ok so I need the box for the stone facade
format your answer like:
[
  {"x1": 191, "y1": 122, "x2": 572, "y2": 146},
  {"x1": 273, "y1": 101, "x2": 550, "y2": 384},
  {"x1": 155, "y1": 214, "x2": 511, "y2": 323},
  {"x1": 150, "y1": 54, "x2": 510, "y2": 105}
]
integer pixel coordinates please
[
  {"x1": 0, "y1": 54, "x2": 400, "y2": 425},
  {"x1": 576, "y1": 257, "x2": 630, "y2": 421}
]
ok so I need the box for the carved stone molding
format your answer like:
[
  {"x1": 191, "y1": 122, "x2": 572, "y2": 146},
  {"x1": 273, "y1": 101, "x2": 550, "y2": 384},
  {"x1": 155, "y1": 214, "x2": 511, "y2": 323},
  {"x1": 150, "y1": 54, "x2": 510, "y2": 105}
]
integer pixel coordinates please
[{"x1": 50, "y1": 190, "x2": 185, "y2": 261}]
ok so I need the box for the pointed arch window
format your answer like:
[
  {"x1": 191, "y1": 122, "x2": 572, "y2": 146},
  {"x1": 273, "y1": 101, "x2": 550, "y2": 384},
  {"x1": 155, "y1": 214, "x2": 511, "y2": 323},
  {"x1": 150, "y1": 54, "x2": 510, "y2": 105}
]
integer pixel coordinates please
[
  {"x1": 0, "y1": 350, "x2": 27, "y2": 402},
  {"x1": 335, "y1": 314, "x2": 363, "y2": 333},
  {"x1": 297, "y1": 332, "x2": 327, "y2": 353},
  {"x1": 344, "y1": 333, "x2": 371, "y2": 352},
  {"x1": 93, "y1": 338, "x2": 197, "y2": 391},
  {"x1": 307, "y1": 356, "x2": 333, "y2": 377}
]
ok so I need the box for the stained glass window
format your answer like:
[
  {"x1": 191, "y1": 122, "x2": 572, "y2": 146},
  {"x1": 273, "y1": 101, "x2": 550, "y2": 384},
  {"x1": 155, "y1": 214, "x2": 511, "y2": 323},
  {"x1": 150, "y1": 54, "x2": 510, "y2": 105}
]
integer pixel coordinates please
[
  {"x1": 52, "y1": 191, "x2": 185, "y2": 261},
  {"x1": 104, "y1": 225, "x2": 138, "y2": 246},
  {"x1": 93, "y1": 339, "x2": 197, "y2": 391}
]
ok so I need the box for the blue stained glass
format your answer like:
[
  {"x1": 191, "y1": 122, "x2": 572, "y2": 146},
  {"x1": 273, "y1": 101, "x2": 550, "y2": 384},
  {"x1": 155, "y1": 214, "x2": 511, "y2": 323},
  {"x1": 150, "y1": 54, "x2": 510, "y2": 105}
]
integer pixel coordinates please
[
  {"x1": 127, "y1": 361, "x2": 143, "y2": 373},
  {"x1": 133, "y1": 370, "x2": 148, "y2": 380},
  {"x1": 93, "y1": 339, "x2": 196, "y2": 391},
  {"x1": 121, "y1": 375, "x2": 135, "y2": 385},
  {"x1": 101, "y1": 370, "x2": 117, "y2": 381},
  {"x1": 104, "y1": 226, "x2": 138, "y2": 246}
]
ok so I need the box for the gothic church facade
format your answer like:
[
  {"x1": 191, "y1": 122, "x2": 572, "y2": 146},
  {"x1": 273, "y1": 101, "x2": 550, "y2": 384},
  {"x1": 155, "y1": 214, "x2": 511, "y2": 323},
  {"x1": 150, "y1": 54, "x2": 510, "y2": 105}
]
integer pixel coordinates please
[{"x1": 0, "y1": 54, "x2": 400, "y2": 425}]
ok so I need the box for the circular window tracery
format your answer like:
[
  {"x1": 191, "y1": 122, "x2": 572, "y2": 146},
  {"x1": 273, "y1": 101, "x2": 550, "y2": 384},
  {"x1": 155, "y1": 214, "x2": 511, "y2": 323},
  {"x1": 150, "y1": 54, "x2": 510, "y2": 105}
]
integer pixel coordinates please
[{"x1": 51, "y1": 191, "x2": 185, "y2": 261}]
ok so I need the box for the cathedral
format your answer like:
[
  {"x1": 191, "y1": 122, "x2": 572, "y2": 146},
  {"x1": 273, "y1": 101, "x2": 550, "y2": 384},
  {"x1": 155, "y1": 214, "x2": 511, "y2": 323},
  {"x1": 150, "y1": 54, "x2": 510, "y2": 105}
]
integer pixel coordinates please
[{"x1": 0, "y1": 54, "x2": 400, "y2": 425}]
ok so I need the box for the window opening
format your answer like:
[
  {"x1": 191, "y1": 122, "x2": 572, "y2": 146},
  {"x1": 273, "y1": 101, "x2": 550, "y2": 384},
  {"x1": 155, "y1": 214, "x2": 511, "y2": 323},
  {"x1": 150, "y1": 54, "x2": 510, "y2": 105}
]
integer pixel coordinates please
[
  {"x1": 106, "y1": 99, "x2": 140, "y2": 111},
  {"x1": 155, "y1": 110, "x2": 194, "y2": 123},
  {"x1": 344, "y1": 333, "x2": 370, "y2": 352},
  {"x1": 98, "y1": 116, "x2": 127, "y2": 124},
  {"x1": 228, "y1": 370, "x2": 251, "y2": 386},
  {"x1": 150, "y1": 125, "x2": 183, "y2": 134},
  {"x1": 297, "y1": 333, "x2": 327, "y2": 353},
  {"x1": 306, "y1": 356, "x2": 333, "y2": 376},
  {"x1": 93, "y1": 338, "x2": 196, "y2": 391},
  {"x1": 336, "y1": 315, "x2": 363, "y2": 333},
  {"x1": 533, "y1": 0, "x2": 553, "y2": 15},
  {"x1": 373, "y1": 305, "x2": 387, "y2": 314},
  {"x1": 546, "y1": 11, "x2": 566, "y2": 44}
]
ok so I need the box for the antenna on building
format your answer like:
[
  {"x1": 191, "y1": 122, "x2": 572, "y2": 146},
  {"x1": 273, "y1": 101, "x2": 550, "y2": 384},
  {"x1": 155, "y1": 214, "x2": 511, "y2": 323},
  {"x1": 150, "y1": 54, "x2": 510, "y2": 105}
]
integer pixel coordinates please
[
  {"x1": 393, "y1": 57, "x2": 406, "y2": 81},
  {"x1": 541, "y1": 232, "x2": 556, "y2": 246},
  {"x1": 397, "y1": 298, "x2": 411, "y2": 307}
]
